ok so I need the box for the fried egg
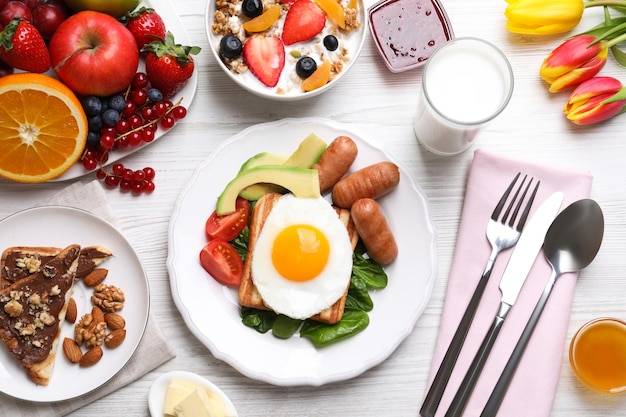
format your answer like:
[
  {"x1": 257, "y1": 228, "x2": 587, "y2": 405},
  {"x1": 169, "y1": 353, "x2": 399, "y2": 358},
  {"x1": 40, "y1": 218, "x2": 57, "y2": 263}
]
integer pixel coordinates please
[{"x1": 251, "y1": 194, "x2": 353, "y2": 320}]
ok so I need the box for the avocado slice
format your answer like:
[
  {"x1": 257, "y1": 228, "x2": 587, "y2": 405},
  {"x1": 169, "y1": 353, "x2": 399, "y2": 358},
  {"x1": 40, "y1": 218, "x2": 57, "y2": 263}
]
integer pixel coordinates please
[
  {"x1": 216, "y1": 165, "x2": 320, "y2": 215},
  {"x1": 239, "y1": 133, "x2": 327, "y2": 201},
  {"x1": 238, "y1": 152, "x2": 288, "y2": 173}
]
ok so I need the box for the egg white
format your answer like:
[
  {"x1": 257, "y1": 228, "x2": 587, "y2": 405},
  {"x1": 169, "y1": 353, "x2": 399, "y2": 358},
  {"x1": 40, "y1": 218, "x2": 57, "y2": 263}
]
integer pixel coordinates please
[{"x1": 251, "y1": 194, "x2": 353, "y2": 320}]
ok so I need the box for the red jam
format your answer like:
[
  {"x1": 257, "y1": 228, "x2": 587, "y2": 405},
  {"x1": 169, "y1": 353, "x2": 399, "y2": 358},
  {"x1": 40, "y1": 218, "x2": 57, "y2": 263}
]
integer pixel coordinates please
[{"x1": 368, "y1": 0, "x2": 454, "y2": 73}]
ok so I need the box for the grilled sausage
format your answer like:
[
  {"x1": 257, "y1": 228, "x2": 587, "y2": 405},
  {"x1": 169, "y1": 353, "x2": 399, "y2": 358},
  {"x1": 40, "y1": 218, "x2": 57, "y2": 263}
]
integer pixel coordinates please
[
  {"x1": 312, "y1": 136, "x2": 358, "y2": 194},
  {"x1": 351, "y1": 198, "x2": 398, "y2": 265},
  {"x1": 332, "y1": 161, "x2": 399, "y2": 209}
]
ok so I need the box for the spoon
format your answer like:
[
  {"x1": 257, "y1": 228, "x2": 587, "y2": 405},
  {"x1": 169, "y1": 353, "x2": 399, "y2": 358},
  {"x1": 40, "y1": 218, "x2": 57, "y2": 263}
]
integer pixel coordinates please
[{"x1": 479, "y1": 198, "x2": 604, "y2": 417}]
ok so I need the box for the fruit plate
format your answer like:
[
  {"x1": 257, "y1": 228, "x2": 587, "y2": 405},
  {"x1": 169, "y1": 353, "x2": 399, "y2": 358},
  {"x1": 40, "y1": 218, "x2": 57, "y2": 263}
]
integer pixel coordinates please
[
  {"x1": 50, "y1": 0, "x2": 198, "y2": 182},
  {"x1": 167, "y1": 117, "x2": 437, "y2": 386},
  {"x1": 205, "y1": 0, "x2": 367, "y2": 101},
  {"x1": 0, "y1": 206, "x2": 149, "y2": 402}
]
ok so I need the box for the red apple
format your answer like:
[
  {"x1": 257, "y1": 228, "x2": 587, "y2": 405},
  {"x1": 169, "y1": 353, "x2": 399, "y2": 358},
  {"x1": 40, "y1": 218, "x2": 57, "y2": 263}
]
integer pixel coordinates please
[{"x1": 49, "y1": 10, "x2": 139, "y2": 97}]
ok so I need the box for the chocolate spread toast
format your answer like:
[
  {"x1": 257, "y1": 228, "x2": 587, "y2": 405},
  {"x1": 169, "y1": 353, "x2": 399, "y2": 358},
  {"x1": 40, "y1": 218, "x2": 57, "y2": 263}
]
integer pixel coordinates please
[
  {"x1": 0, "y1": 244, "x2": 80, "y2": 385},
  {"x1": 238, "y1": 193, "x2": 359, "y2": 324},
  {"x1": 1, "y1": 245, "x2": 112, "y2": 290}
]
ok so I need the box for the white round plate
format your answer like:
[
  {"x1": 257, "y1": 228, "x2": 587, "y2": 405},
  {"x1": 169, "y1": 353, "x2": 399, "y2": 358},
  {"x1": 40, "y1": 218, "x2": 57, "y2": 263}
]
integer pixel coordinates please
[
  {"x1": 167, "y1": 117, "x2": 437, "y2": 386},
  {"x1": 205, "y1": 0, "x2": 367, "y2": 101},
  {"x1": 148, "y1": 371, "x2": 238, "y2": 417},
  {"x1": 0, "y1": 206, "x2": 149, "y2": 402},
  {"x1": 51, "y1": 0, "x2": 198, "y2": 182}
]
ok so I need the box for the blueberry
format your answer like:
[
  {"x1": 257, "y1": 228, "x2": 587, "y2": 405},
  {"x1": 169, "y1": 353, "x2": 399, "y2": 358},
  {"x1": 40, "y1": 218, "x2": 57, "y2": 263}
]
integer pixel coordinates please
[
  {"x1": 220, "y1": 35, "x2": 243, "y2": 60},
  {"x1": 82, "y1": 96, "x2": 102, "y2": 116},
  {"x1": 102, "y1": 109, "x2": 121, "y2": 126},
  {"x1": 88, "y1": 114, "x2": 103, "y2": 132},
  {"x1": 323, "y1": 35, "x2": 339, "y2": 51},
  {"x1": 148, "y1": 88, "x2": 163, "y2": 102},
  {"x1": 87, "y1": 131, "x2": 100, "y2": 148},
  {"x1": 296, "y1": 56, "x2": 317, "y2": 79},
  {"x1": 242, "y1": 0, "x2": 263, "y2": 18},
  {"x1": 108, "y1": 95, "x2": 126, "y2": 112}
]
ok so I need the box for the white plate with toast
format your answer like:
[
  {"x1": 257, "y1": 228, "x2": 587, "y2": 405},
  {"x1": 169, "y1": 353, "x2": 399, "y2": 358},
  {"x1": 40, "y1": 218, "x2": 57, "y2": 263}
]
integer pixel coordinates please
[
  {"x1": 168, "y1": 118, "x2": 437, "y2": 386},
  {"x1": 0, "y1": 206, "x2": 149, "y2": 402}
]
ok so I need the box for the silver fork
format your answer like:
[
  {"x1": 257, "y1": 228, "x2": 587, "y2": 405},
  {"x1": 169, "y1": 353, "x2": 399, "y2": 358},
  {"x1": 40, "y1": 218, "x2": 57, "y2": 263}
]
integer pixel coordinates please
[{"x1": 420, "y1": 173, "x2": 536, "y2": 417}]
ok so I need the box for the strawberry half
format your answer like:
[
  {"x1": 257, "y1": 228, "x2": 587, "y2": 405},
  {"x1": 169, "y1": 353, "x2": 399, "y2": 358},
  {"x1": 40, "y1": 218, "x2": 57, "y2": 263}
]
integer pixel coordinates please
[
  {"x1": 282, "y1": 0, "x2": 326, "y2": 46},
  {"x1": 0, "y1": 18, "x2": 50, "y2": 73},
  {"x1": 243, "y1": 36, "x2": 285, "y2": 87},
  {"x1": 123, "y1": 7, "x2": 167, "y2": 50}
]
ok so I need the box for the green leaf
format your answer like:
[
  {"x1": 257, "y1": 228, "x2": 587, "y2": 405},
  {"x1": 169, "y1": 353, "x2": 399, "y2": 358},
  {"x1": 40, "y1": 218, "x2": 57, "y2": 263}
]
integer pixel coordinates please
[
  {"x1": 352, "y1": 251, "x2": 388, "y2": 290},
  {"x1": 240, "y1": 307, "x2": 277, "y2": 333},
  {"x1": 300, "y1": 309, "x2": 370, "y2": 347},
  {"x1": 345, "y1": 276, "x2": 373, "y2": 311},
  {"x1": 231, "y1": 226, "x2": 249, "y2": 261}
]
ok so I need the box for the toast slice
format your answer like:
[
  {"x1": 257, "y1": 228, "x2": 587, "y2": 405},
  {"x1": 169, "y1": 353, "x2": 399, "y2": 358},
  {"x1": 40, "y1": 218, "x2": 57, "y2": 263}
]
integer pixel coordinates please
[
  {"x1": 1, "y1": 245, "x2": 113, "y2": 290},
  {"x1": 238, "y1": 193, "x2": 359, "y2": 324},
  {"x1": 0, "y1": 244, "x2": 81, "y2": 385}
]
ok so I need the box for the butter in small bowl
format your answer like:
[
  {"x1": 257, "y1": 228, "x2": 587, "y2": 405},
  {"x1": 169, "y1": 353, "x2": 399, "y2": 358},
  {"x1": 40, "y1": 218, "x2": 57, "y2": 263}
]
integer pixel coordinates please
[
  {"x1": 368, "y1": 0, "x2": 454, "y2": 73},
  {"x1": 569, "y1": 317, "x2": 626, "y2": 394},
  {"x1": 149, "y1": 371, "x2": 238, "y2": 417}
]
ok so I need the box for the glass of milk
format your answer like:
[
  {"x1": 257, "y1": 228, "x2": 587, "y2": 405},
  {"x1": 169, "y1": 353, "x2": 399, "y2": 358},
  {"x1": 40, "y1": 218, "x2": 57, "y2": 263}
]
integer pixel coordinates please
[{"x1": 413, "y1": 37, "x2": 514, "y2": 156}]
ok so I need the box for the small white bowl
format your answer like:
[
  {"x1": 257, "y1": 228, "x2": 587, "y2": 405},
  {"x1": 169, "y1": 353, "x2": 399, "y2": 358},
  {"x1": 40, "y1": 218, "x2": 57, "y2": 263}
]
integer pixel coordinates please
[
  {"x1": 205, "y1": 0, "x2": 366, "y2": 101},
  {"x1": 148, "y1": 371, "x2": 238, "y2": 417}
]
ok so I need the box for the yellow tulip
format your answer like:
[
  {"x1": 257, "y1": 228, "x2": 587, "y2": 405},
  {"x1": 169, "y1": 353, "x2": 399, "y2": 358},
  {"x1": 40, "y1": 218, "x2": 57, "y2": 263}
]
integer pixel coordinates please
[{"x1": 504, "y1": 0, "x2": 584, "y2": 35}]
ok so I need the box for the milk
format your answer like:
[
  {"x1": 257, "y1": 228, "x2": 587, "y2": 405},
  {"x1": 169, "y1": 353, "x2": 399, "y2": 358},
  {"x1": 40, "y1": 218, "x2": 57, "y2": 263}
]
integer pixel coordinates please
[{"x1": 414, "y1": 38, "x2": 513, "y2": 155}]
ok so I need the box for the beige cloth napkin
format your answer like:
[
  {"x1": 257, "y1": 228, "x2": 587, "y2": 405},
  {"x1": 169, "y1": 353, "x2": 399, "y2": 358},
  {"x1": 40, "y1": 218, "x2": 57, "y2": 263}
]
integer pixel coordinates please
[
  {"x1": 425, "y1": 150, "x2": 593, "y2": 417},
  {"x1": 0, "y1": 180, "x2": 176, "y2": 416}
]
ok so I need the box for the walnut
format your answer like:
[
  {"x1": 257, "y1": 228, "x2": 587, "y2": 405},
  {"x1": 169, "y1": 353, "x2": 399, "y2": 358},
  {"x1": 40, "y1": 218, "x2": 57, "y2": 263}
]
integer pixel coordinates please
[
  {"x1": 42, "y1": 264, "x2": 56, "y2": 278},
  {"x1": 4, "y1": 300, "x2": 23, "y2": 318},
  {"x1": 91, "y1": 284, "x2": 125, "y2": 313},
  {"x1": 38, "y1": 311, "x2": 55, "y2": 326},
  {"x1": 28, "y1": 293, "x2": 45, "y2": 308},
  {"x1": 49, "y1": 285, "x2": 60, "y2": 296},
  {"x1": 16, "y1": 256, "x2": 41, "y2": 273},
  {"x1": 17, "y1": 322, "x2": 35, "y2": 336},
  {"x1": 344, "y1": 8, "x2": 361, "y2": 32},
  {"x1": 75, "y1": 313, "x2": 107, "y2": 349}
]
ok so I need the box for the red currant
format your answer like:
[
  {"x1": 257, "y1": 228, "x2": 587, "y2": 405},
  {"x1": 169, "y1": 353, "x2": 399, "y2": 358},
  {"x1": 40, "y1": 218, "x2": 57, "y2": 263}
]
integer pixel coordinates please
[
  {"x1": 83, "y1": 157, "x2": 97, "y2": 171},
  {"x1": 112, "y1": 163, "x2": 125, "y2": 176},
  {"x1": 160, "y1": 115, "x2": 176, "y2": 130},
  {"x1": 172, "y1": 106, "x2": 187, "y2": 119},
  {"x1": 143, "y1": 167, "x2": 156, "y2": 181},
  {"x1": 130, "y1": 89, "x2": 148, "y2": 106},
  {"x1": 131, "y1": 72, "x2": 149, "y2": 89},
  {"x1": 143, "y1": 180, "x2": 156, "y2": 193}
]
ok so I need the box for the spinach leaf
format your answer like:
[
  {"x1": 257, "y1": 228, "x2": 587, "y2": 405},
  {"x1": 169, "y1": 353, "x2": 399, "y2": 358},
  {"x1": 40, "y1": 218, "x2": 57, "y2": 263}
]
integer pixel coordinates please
[
  {"x1": 240, "y1": 307, "x2": 277, "y2": 333},
  {"x1": 345, "y1": 275, "x2": 373, "y2": 312},
  {"x1": 300, "y1": 309, "x2": 370, "y2": 347},
  {"x1": 272, "y1": 315, "x2": 303, "y2": 339},
  {"x1": 231, "y1": 226, "x2": 249, "y2": 262},
  {"x1": 352, "y1": 250, "x2": 388, "y2": 290}
]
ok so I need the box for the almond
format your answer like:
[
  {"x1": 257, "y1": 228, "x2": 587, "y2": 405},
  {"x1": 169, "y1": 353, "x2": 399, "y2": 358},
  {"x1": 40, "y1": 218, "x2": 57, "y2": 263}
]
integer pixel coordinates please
[
  {"x1": 79, "y1": 346, "x2": 103, "y2": 367},
  {"x1": 104, "y1": 312, "x2": 125, "y2": 330},
  {"x1": 104, "y1": 328, "x2": 126, "y2": 349},
  {"x1": 91, "y1": 306, "x2": 105, "y2": 323},
  {"x1": 66, "y1": 298, "x2": 77, "y2": 324},
  {"x1": 63, "y1": 337, "x2": 83, "y2": 363},
  {"x1": 83, "y1": 268, "x2": 108, "y2": 287}
]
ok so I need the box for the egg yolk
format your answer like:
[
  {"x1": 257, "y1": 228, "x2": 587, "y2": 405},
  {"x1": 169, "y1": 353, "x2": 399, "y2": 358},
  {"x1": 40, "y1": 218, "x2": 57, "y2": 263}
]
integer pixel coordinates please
[{"x1": 272, "y1": 224, "x2": 330, "y2": 281}]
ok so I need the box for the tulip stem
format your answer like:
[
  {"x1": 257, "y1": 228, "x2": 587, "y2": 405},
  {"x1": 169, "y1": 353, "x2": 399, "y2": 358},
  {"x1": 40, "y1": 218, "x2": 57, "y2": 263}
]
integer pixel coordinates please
[{"x1": 584, "y1": 0, "x2": 626, "y2": 8}]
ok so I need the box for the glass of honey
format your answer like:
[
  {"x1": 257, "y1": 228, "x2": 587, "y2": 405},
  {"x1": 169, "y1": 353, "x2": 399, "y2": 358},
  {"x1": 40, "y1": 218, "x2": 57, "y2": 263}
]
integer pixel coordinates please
[{"x1": 569, "y1": 317, "x2": 626, "y2": 394}]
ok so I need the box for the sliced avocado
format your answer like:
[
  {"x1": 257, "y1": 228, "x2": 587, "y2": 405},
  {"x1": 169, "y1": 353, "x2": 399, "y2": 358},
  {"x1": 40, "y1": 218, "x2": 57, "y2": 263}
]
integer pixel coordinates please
[
  {"x1": 217, "y1": 165, "x2": 320, "y2": 215},
  {"x1": 239, "y1": 133, "x2": 327, "y2": 201},
  {"x1": 238, "y1": 152, "x2": 288, "y2": 173}
]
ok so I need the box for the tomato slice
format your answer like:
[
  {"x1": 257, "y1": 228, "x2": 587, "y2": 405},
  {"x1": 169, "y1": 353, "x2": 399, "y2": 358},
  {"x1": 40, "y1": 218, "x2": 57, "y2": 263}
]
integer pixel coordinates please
[
  {"x1": 205, "y1": 197, "x2": 250, "y2": 241},
  {"x1": 199, "y1": 239, "x2": 243, "y2": 287}
]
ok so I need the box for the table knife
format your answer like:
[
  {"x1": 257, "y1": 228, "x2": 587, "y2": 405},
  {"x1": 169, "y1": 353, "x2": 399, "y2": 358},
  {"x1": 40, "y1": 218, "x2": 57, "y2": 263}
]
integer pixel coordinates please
[{"x1": 443, "y1": 191, "x2": 564, "y2": 417}]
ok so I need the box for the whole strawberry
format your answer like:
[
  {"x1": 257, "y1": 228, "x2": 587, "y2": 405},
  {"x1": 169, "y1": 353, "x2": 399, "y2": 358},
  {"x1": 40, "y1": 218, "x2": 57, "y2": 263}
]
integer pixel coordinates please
[
  {"x1": 143, "y1": 32, "x2": 200, "y2": 98},
  {"x1": 123, "y1": 7, "x2": 166, "y2": 50},
  {"x1": 0, "y1": 18, "x2": 50, "y2": 73}
]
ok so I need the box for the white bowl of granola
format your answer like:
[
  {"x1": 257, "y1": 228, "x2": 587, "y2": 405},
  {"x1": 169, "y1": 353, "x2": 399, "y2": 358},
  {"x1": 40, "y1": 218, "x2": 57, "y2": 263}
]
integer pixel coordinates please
[{"x1": 206, "y1": 0, "x2": 366, "y2": 100}]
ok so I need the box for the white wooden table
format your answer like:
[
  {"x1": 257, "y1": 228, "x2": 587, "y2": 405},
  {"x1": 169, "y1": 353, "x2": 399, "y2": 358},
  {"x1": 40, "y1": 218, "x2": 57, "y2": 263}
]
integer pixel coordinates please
[{"x1": 1, "y1": 0, "x2": 626, "y2": 415}]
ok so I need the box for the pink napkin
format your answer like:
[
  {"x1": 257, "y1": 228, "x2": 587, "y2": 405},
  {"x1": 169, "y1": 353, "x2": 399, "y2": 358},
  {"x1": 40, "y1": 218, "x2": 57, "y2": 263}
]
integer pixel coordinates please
[{"x1": 426, "y1": 149, "x2": 593, "y2": 417}]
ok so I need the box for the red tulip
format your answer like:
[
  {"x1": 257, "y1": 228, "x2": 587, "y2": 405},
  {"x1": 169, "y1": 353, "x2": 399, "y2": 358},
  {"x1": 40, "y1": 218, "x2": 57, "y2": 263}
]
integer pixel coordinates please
[
  {"x1": 540, "y1": 35, "x2": 607, "y2": 93},
  {"x1": 564, "y1": 76, "x2": 626, "y2": 124}
]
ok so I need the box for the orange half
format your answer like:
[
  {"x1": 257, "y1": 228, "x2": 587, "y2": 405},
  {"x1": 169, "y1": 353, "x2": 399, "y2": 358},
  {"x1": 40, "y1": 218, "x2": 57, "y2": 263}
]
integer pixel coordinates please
[{"x1": 0, "y1": 73, "x2": 88, "y2": 183}]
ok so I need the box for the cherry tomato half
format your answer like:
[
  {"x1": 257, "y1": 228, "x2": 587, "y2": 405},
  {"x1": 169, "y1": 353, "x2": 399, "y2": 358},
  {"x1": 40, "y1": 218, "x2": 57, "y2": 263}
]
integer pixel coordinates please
[
  {"x1": 199, "y1": 239, "x2": 243, "y2": 287},
  {"x1": 205, "y1": 197, "x2": 250, "y2": 241}
]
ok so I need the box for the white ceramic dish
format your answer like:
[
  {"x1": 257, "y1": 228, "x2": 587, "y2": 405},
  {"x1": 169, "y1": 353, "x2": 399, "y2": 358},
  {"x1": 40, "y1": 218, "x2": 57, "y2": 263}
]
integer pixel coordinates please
[
  {"x1": 205, "y1": 0, "x2": 366, "y2": 100},
  {"x1": 167, "y1": 118, "x2": 437, "y2": 386},
  {"x1": 148, "y1": 371, "x2": 238, "y2": 417},
  {"x1": 0, "y1": 206, "x2": 149, "y2": 402},
  {"x1": 51, "y1": 0, "x2": 198, "y2": 182}
]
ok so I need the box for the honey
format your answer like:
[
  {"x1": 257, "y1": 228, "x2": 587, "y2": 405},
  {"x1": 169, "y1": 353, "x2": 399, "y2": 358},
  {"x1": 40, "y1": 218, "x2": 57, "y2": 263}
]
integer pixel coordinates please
[{"x1": 569, "y1": 318, "x2": 626, "y2": 394}]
